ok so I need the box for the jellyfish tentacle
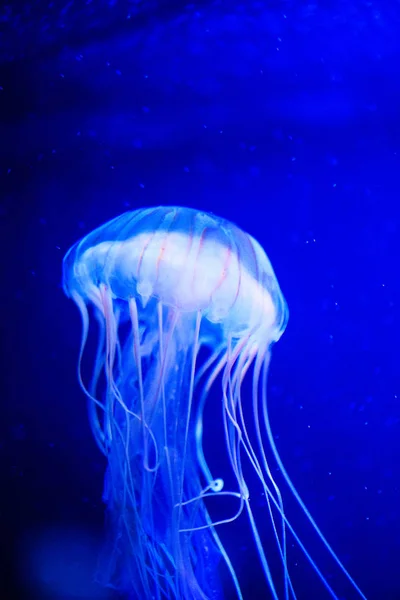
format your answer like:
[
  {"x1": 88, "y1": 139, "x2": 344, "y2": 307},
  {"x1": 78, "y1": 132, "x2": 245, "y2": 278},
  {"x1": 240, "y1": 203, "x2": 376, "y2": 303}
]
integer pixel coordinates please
[
  {"x1": 260, "y1": 358, "x2": 368, "y2": 600},
  {"x1": 221, "y1": 343, "x2": 279, "y2": 600},
  {"x1": 249, "y1": 347, "x2": 292, "y2": 600},
  {"x1": 178, "y1": 490, "x2": 245, "y2": 533},
  {"x1": 174, "y1": 311, "x2": 205, "y2": 600},
  {"x1": 71, "y1": 290, "x2": 107, "y2": 452},
  {"x1": 129, "y1": 296, "x2": 160, "y2": 473},
  {"x1": 227, "y1": 340, "x2": 297, "y2": 600},
  {"x1": 195, "y1": 349, "x2": 228, "y2": 486}
]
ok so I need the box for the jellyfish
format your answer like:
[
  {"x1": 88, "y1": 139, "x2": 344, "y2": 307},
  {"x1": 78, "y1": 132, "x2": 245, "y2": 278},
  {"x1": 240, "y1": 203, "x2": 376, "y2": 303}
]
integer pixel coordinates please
[{"x1": 63, "y1": 206, "x2": 365, "y2": 600}]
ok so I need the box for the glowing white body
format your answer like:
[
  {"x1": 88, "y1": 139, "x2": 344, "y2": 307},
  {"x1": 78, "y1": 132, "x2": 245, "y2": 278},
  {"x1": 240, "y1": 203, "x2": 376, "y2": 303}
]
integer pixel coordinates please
[
  {"x1": 64, "y1": 207, "x2": 287, "y2": 342},
  {"x1": 74, "y1": 232, "x2": 276, "y2": 339}
]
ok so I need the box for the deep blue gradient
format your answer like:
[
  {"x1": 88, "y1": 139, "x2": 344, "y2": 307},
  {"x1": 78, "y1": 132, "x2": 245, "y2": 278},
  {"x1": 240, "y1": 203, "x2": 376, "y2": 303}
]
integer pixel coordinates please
[{"x1": 1, "y1": 2, "x2": 400, "y2": 599}]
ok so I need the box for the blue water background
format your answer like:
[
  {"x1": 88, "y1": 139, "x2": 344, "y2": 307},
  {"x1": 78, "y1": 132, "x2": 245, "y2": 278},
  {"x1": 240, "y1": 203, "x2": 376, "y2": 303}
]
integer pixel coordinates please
[{"x1": 1, "y1": 2, "x2": 399, "y2": 599}]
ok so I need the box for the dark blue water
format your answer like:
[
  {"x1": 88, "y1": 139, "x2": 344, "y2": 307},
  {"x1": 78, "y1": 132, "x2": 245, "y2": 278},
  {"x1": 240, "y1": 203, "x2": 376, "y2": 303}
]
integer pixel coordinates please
[{"x1": 1, "y1": 2, "x2": 399, "y2": 599}]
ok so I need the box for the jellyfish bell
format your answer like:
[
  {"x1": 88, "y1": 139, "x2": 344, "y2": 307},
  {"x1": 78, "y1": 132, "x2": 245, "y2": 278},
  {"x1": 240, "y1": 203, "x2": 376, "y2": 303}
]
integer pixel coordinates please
[
  {"x1": 63, "y1": 206, "x2": 365, "y2": 600},
  {"x1": 63, "y1": 207, "x2": 286, "y2": 342}
]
